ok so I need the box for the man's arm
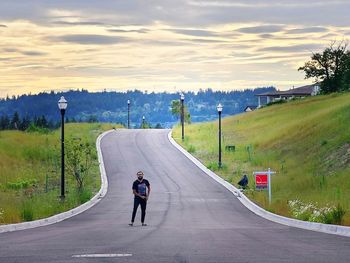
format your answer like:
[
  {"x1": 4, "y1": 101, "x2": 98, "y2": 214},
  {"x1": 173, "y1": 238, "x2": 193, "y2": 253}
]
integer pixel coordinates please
[
  {"x1": 133, "y1": 189, "x2": 145, "y2": 199},
  {"x1": 146, "y1": 185, "x2": 151, "y2": 200}
]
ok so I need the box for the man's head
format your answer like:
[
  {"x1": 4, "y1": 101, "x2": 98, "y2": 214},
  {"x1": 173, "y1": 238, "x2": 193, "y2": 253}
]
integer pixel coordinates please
[{"x1": 137, "y1": 171, "x2": 144, "y2": 180}]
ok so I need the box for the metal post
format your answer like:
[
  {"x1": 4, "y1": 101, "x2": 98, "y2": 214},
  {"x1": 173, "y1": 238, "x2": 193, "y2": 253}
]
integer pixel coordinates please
[
  {"x1": 127, "y1": 100, "x2": 130, "y2": 129},
  {"x1": 60, "y1": 109, "x2": 65, "y2": 200},
  {"x1": 268, "y1": 168, "x2": 271, "y2": 204},
  {"x1": 218, "y1": 110, "x2": 222, "y2": 168},
  {"x1": 181, "y1": 98, "x2": 184, "y2": 141}
]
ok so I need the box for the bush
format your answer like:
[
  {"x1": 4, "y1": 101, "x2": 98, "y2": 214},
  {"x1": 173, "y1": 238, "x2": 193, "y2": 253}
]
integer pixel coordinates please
[
  {"x1": 21, "y1": 202, "x2": 34, "y2": 221},
  {"x1": 78, "y1": 188, "x2": 93, "y2": 203},
  {"x1": 26, "y1": 124, "x2": 50, "y2": 134},
  {"x1": 0, "y1": 208, "x2": 4, "y2": 223},
  {"x1": 188, "y1": 145, "x2": 196, "y2": 153},
  {"x1": 6, "y1": 179, "x2": 38, "y2": 190},
  {"x1": 207, "y1": 162, "x2": 227, "y2": 171},
  {"x1": 266, "y1": 99, "x2": 287, "y2": 106}
]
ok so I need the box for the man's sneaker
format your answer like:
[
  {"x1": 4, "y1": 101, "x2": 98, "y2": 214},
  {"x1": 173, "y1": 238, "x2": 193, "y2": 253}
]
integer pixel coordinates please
[
  {"x1": 142, "y1": 223, "x2": 147, "y2": 226},
  {"x1": 128, "y1": 223, "x2": 133, "y2": 226}
]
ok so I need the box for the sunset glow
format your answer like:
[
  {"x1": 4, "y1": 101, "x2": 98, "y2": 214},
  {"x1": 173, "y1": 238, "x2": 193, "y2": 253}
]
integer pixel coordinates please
[{"x1": 0, "y1": 1, "x2": 349, "y2": 97}]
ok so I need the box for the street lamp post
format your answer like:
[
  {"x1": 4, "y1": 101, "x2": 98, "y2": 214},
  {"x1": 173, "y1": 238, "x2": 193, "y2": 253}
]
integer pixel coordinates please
[
  {"x1": 127, "y1": 100, "x2": 130, "y2": 129},
  {"x1": 142, "y1": 116, "x2": 145, "y2": 128},
  {"x1": 180, "y1": 93, "x2": 185, "y2": 141},
  {"x1": 58, "y1": 96, "x2": 68, "y2": 200},
  {"x1": 217, "y1": 103, "x2": 223, "y2": 168}
]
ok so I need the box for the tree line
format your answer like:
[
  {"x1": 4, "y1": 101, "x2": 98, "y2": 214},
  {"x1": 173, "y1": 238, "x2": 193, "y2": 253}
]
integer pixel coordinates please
[
  {"x1": 0, "y1": 111, "x2": 100, "y2": 132},
  {"x1": 0, "y1": 87, "x2": 275, "y2": 128}
]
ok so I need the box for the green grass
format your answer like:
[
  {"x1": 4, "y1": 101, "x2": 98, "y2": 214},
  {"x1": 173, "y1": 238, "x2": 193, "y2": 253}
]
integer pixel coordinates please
[
  {"x1": 173, "y1": 92, "x2": 350, "y2": 225},
  {"x1": 0, "y1": 123, "x2": 120, "y2": 224}
]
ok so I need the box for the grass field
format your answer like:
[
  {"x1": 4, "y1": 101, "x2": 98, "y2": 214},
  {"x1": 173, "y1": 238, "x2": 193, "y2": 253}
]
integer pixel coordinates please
[
  {"x1": 173, "y1": 92, "x2": 350, "y2": 225},
  {"x1": 0, "y1": 123, "x2": 119, "y2": 224}
]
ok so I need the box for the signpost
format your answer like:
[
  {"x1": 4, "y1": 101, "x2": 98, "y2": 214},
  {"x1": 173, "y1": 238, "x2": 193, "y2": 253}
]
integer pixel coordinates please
[{"x1": 254, "y1": 168, "x2": 275, "y2": 204}]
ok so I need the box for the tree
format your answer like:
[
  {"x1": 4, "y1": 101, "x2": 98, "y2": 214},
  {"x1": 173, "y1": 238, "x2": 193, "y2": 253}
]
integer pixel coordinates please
[
  {"x1": 298, "y1": 42, "x2": 350, "y2": 94},
  {"x1": 10, "y1": 112, "x2": 20, "y2": 130},
  {"x1": 342, "y1": 54, "x2": 350, "y2": 91},
  {"x1": 0, "y1": 115, "x2": 10, "y2": 130},
  {"x1": 170, "y1": 100, "x2": 191, "y2": 123},
  {"x1": 155, "y1": 123, "x2": 163, "y2": 129},
  {"x1": 65, "y1": 138, "x2": 95, "y2": 191},
  {"x1": 87, "y1": 115, "x2": 98, "y2": 123},
  {"x1": 19, "y1": 115, "x2": 31, "y2": 131}
]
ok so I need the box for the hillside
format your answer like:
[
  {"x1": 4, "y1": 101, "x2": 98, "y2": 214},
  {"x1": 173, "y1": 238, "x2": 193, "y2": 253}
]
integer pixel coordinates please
[{"x1": 173, "y1": 92, "x2": 350, "y2": 225}]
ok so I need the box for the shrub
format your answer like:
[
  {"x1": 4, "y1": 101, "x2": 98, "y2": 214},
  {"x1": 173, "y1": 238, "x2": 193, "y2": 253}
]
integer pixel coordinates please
[
  {"x1": 78, "y1": 188, "x2": 93, "y2": 203},
  {"x1": 0, "y1": 208, "x2": 4, "y2": 223},
  {"x1": 21, "y1": 202, "x2": 34, "y2": 221},
  {"x1": 207, "y1": 162, "x2": 227, "y2": 171},
  {"x1": 188, "y1": 145, "x2": 196, "y2": 153},
  {"x1": 6, "y1": 179, "x2": 38, "y2": 190},
  {"x1": 266, "y1": 99, "x2": 287, "y2": 106},
  {"x1": 26, "y1": 124, "x2": 50, "y2": 134}
]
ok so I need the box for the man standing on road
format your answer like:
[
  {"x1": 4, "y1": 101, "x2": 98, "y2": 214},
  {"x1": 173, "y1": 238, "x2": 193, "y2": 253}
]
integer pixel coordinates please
[{"x1": 129, "y1": 171, "x2": 151, "y2": 226}]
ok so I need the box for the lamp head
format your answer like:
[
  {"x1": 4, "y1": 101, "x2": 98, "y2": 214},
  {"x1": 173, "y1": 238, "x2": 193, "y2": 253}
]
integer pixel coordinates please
[
  {"x1": 58, "y1": 96, "x2": 68, "y2": 110},
  {"x1": 217, "y1": 103, "x2": 223, "y2": 113},
  {"x1": 180, "y1": 93, "x2": 185, "y2": 101}
]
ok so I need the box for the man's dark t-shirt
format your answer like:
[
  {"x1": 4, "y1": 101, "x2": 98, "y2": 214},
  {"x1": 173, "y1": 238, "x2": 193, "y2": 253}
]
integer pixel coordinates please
[{"x1": 132, "y1": 179, "x2": 150, "y2": 198}]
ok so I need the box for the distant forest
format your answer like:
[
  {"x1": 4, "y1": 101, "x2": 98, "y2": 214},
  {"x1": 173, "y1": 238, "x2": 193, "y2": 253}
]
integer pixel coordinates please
[{"x1": 0, "y1": 87, "x2": 275, "y2": 128}]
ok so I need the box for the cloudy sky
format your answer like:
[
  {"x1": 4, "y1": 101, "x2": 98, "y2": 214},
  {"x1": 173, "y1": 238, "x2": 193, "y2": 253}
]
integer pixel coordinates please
[{"x1": 0, "y1": 0, "x2": 349, "y2": 97}]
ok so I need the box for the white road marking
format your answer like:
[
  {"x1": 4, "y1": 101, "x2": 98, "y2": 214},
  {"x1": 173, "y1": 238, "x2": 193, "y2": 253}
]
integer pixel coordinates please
[{"x1": 72, "y1": 253, "x2": 132, "y2": 258}]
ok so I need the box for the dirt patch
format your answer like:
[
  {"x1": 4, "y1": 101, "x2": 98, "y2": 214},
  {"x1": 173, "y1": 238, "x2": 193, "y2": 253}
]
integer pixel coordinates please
[{"x1": 323, "y1": 143, "x2": 350, "y2": 174}]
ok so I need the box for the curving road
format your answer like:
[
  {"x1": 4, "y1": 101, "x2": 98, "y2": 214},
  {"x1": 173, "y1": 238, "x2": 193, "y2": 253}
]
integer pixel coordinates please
[{"x1": 1, "y1": 129, "x2": 350, "y2": 262}]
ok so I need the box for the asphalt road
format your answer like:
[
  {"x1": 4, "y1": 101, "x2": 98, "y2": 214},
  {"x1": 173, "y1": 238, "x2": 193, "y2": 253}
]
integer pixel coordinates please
[{"x1": 1, "y1": 129, "x2": 350, "y2": 263}]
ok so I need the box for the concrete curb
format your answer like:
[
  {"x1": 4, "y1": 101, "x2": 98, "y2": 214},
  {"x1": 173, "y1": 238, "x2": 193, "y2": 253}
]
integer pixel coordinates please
[
  {"x1": 0, "y1": 130, "x2": 112, "y2": 234},
  {"x1": 168, "y1": 131, "x2": 350, "y2": 238}
]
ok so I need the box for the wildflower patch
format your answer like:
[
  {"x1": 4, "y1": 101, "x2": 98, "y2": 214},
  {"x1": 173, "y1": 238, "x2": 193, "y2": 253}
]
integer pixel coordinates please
[{"x1": 288, "y1": 199, "x2": 345, "y2": 225}]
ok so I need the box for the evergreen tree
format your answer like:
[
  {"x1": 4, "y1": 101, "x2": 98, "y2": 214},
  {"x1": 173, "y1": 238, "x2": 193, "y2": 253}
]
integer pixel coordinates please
[
  {"x1": 10, "y1": 112, "x2": 20, "y2": 130},
  {"x1": 0, "y1": 115, "x2": 10, "y2": 130},
  {"x1": 19, "y1": 115, "x2": 31, "y2": 131}
]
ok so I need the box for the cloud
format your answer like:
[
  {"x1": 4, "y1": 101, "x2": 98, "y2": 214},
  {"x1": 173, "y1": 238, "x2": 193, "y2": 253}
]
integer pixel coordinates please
[
  {"x1": 3, "y1": 48, "x2": 19, "y2": 52},
  {"x1": 22, "y1": 51, "x2": 47, "y2": 56},
  {"x1": 257, "y1": 44, "x2": 323, "y2": 53},
  {"x1": 167, "y1": 28, "x2": 218, "y2": 37},
  {"x1": 49, "y1": 34, "x2": 127, "y2": 45},
  {"x1": 287, "y1": 26, "x2": 328, "y2": 34},
  {"x1": 188, "y1": 0, "x2": 350, "y2": 8},
  {"x1": 181, "y1": 38, "x2": 229, "y2": 43},
  {"x1": 2, "y1": 48, "x2": 47, "y2": 56},
  {"x1": 236, "y1": 25, "x2": 284, "y2": 34},
  {"x1": 258, "y1": 34, "x2": 306, "y2": 41},
  {"x1": 51, "y1": 21, "x2": 107, "y2": 27},
  {"x1": 108, "y1": 28, "x2": 150, "y2": 34}
]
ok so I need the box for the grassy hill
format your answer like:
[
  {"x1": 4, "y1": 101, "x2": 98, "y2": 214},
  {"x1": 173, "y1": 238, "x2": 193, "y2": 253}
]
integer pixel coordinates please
[
  {"x1": 173, "y1": 92, "x2": 350, "y2": 225},
  {"x1": 0, "y1": 123, "x2": 119, "y2": 224}
]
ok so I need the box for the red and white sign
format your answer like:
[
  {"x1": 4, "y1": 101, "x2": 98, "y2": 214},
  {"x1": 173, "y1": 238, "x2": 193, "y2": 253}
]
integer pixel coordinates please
[{"x1": 255, "y1": 173, "x2": 268, "y2": 189}]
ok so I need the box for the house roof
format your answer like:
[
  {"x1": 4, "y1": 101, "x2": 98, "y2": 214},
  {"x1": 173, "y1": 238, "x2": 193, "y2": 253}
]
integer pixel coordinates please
[
  {"x1": 256, "y1": 84, "x2": 318, "y2": 97},
  {"x1": 244, "y1": 105, "x2": 257, "y2": 110}
]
